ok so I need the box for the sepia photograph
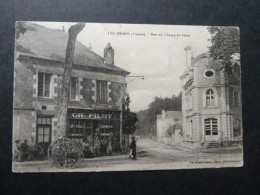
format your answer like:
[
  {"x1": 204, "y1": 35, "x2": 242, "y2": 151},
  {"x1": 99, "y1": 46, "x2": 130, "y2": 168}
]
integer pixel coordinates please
[{"x1": 12, "y1": 21, "x2": 243, "y2": 172}]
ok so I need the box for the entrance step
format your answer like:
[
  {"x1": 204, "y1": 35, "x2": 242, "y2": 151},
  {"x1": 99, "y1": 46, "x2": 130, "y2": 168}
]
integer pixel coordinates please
[{"x1": 204, "y1": 141, "x2": 220, "y2": 148}]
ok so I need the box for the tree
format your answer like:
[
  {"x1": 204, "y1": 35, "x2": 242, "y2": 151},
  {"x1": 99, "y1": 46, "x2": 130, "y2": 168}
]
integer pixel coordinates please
[
  {"x1": 122, "y1": 111, "x2": 139, "y2": 135},
  {"x1": 15, "y1": 22, "x2": 27, "y2": 39},
  {"x1": 122, "y1": 96, "x2": 139, "y2": 135},
  {"x1": 56, "y1": 23, "x2": 85, "y2": 138},
  {"x1": 207, "y1": 26, "x2": 240, "y2": 73}
]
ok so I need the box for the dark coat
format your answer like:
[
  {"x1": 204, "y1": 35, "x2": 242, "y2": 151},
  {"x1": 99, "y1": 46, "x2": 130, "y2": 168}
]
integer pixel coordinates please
[{"x1": 130, "y1": 140, "x2": 136, "y2": 158}]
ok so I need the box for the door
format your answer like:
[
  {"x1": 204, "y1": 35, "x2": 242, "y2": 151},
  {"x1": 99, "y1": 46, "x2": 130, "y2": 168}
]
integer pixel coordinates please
[
  {"x1": 37, "y1": 116, "x2": 52, "y2": 154},
  {"x1": 204, "y1": 118, "x2": 219, "y2": 141}
]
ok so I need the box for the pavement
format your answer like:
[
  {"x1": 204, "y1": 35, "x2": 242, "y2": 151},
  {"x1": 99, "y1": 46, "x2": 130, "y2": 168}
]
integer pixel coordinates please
[{"x1": 12, "y1": 138, "x2": 243, "y2": 172}]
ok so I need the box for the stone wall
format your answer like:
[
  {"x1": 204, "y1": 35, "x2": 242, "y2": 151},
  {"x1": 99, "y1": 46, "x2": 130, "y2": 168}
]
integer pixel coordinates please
[{"x1": 13, "y1": 58, "x2": 127, "y2": 144}]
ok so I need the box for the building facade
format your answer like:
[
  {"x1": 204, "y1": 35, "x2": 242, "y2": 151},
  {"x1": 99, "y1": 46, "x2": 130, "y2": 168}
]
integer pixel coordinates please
[
  {"x1": 180, "y1": 46, "x2": 242, "y2": 147},
  {"x1": 156, "y1": 110, "x2": 182, "y2": 137},
  {"x1": 13, "y1": 23, "x2": 130, "y2": 153}
]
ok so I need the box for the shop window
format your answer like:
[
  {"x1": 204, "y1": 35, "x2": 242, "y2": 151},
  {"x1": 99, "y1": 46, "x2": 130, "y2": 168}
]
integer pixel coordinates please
[
  {"x1": 204, "y1": 118, "x2": 218, "y2": 135},
  {"x1": 68, "y1": 120, "x2": 93, "y2": 143},
  {"x1": 37, "y1": 117, "x2": 52, "y2": 143},
  {"x1": 38, "y1": 73, "x2": 51, "y2": 98},
  {"x1": 96, "y1": 80, "x2": 107, "y2": 103},
  {"x1": 206, "y1": 89, "x2": 215, "y2": 107},
  {"x1": 70, "y1": 77, "x2": 79, "y2": 100}
]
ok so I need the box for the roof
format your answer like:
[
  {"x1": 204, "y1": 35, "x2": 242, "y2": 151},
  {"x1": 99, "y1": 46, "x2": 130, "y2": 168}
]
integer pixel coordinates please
[
  {"x1": 164, "y1": 111, "x2": 182, "y2": 119},
  {"x1": 157, "y1": 111, "x2": 182, "y2": 120},
  {"x1": 16, "y1": 22, "x2": 129, "y2": 75}
]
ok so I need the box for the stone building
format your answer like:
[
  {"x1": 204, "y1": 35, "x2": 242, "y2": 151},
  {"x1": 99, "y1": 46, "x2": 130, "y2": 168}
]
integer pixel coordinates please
[
  {"x1": 156, "y1": 110, "x2": 182, "y2": 138},
  {"x1": 13, "y1": 23, "x2": 130, "y2": 153},
  {"x1": 180, "y1": 46, "x2": 242, "y2": 147}
]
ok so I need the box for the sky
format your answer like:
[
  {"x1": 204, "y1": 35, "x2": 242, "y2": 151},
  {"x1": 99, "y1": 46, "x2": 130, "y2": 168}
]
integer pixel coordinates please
[{"x1": 35, "y1": 22, "x2": 211, "y2": 112}]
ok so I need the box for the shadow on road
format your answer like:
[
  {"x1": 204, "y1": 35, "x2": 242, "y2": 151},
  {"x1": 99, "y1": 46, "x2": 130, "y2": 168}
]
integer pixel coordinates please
[{"x1": 137, "y1": 150, "x2": 149, "y2": 157}]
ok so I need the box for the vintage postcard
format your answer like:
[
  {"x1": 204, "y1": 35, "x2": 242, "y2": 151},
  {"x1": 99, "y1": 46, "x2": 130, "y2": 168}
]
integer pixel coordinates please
[{"x1": 12, "y1": 22, "x2": 243, "y2": 172}]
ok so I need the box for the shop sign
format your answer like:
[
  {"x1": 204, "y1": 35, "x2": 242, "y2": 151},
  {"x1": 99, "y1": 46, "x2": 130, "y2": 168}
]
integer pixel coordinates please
[{"x1": 68, "y1": 109, "x2": 120, "y2": 120}]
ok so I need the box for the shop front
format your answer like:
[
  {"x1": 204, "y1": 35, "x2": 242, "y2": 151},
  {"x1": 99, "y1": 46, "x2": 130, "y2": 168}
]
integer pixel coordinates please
[{"x1": 67, "y1": 108, "x2": 121, "y2": 153}]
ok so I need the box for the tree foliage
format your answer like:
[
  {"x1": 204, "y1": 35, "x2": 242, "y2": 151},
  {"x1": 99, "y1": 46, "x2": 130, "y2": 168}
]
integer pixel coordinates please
[
  {"x1": 208, "y1": 26, "x2": 240, "y2": 73},
  {"x1": 122, "y1": 111, "x2": 139, "y2": 135},
  {"x1": 135, "y1": 93, "x2": 182, "y2": 137},
  {"x1": 122, "y1": 96, "x2": 139, "y2": 135},
  {"x1": 15, "y1": 22, "x2": 27, "y2": 39}
]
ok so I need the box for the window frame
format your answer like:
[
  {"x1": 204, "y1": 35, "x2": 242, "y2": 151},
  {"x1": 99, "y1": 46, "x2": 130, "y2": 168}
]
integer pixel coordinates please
[
  {"x1": 36, "y1": 116, "x2": 52, "y2": 144},
  {"x1": 206, "y1": 89, "x2": 215, "y2": 107},
  {"x1": 70, "y1": 77, "x2": 79, "y2": 101},
  {"x1": 230, "y1": 88, "x2": 240, "y2": 107},
  {"x1": 203, "y1": 69, "x2": 215, "y2": 79},
  {"x1": 96, "y1": 80, "x2": 108, "y2": 104},
  {"x1": 204, "y1": 118, "x2": 218, "y2": 136},
  {"x1": 38, "y1": 72, "x2": 52, "y2": 98}
]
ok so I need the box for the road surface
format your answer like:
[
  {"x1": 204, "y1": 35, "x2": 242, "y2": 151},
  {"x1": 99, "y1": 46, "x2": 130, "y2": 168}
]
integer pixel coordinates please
[{"x1": 13, "y1": 139, "x2": 243, "y2": 172}]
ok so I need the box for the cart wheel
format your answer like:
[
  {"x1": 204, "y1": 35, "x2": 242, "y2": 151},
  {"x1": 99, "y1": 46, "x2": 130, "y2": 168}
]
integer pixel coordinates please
[{"x1": 48, "y1": 138, "x2": 84, "y2": 169}]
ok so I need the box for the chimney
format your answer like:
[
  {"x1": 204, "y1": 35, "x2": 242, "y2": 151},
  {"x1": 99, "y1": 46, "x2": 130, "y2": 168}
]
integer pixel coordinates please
[
  {"x1": 184, "y1": 45, "x2": 193, "y2": 70},
  {"x1": 104, "y1": 43, "x2": 114, "y2": 66},
  {"x1": 162, "y1": 110, "x2": 166, "y2": 120}
]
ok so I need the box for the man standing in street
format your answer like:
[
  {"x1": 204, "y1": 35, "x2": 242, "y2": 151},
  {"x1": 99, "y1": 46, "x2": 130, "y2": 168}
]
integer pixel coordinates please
[
  {"x1": 130, "y1": 136, "x2": 137, "y2": 160},
  {"x1": 20, "y1": 139, "x2": 29, "y2": 161},
  {"x1": 13, "y1": 140, "x2": 21, "y2": 161}
]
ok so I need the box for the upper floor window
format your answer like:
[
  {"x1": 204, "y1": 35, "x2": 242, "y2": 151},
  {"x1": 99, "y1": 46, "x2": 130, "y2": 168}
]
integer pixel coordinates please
[
  {"x1": 38, "y1": 73, "x2": 51, "y2": 98},
  {"x1": 205, "y1": 70, "x2": 214, "y2": 78},
  {"x1": 96, "y1": 80, "x2": 107, "y2": 103},
  {"x1": 230, "y1": 88, "x2": 240, "y2": 107},
  {"x1": 70, "y1": 77, "x2": 79, "y2": 100},
  {"x1": 233, "y1": 91, "x2": 239, "y2": 107},
  {"x1": 204, "y1": 69, "x2": 215, "y2": 79},
  {"x1": 233, "y1": 64, "x2": 240, "y2": 78},
  {"x1": 206, "y1": 89, "x2": 215, "y2": 107}
]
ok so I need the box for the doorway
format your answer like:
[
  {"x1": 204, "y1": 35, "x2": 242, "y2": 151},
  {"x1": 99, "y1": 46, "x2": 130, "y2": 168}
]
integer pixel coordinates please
[{"x1": 204, "y1": 118, "x2": 219, "y2": 141}]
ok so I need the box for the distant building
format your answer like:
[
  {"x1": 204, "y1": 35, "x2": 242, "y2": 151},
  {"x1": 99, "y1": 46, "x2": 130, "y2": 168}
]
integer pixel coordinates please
[
  {"x1": 180, "y1": 46, "x2": 242, "y2": 147},
  {"x1": 13, "y1": 22, "x2": 130, "y2": 154},
  {"x1": 156, "y1": 110, "x2": 182, "y2": 138}
]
